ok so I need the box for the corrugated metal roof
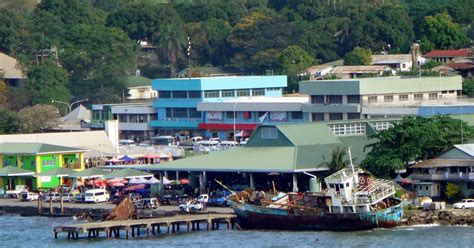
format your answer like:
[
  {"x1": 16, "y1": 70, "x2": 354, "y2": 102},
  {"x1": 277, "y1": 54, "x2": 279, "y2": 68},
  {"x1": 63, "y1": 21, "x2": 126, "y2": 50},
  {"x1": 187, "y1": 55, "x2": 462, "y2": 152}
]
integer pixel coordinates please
[
  {"x1": 453, "y1": 144, "x2": 474, "y2": 157},
  {"x1": 372, "y1": 54, "x2": 412, "y2": 64},
  {"x1": 0, "y1": 131, "x2": 117, "y2": 157},
  {"x1": 0, "y1": 142, "x2": 87, "y2": 155},
  {"x1": 424, "y1": 49, "x2": 471, "y2": 58},
  {"x1": 0, "y1": 52, "x2": 25, "y2": 79},
  {"x1": 411, "y1": 159, "x2": 474, "y2": 168},
  {"x1": 276, "y1": 123, "x2": 340, "y2": 146}
]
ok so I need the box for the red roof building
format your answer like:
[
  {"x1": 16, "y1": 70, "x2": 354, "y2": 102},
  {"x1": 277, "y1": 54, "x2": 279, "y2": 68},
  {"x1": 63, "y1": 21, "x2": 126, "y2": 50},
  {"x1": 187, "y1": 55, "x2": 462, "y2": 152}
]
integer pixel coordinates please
[{"x1": 424, "y1": 49, "x2": 472, "y2": 63}]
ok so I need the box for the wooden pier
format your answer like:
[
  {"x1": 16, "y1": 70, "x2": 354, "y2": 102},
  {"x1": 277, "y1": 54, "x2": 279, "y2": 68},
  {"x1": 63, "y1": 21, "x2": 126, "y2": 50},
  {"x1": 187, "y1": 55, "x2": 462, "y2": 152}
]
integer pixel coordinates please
[{"x1": 54, "y1": 213, "x2": 237, "y2": 239}]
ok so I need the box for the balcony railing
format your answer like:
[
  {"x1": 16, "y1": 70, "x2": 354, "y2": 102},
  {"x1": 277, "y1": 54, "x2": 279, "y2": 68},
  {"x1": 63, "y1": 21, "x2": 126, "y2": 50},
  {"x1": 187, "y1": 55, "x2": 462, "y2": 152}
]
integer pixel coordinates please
[{"x1": 412, "y1": 173, "x2": 474, "y2": 181}]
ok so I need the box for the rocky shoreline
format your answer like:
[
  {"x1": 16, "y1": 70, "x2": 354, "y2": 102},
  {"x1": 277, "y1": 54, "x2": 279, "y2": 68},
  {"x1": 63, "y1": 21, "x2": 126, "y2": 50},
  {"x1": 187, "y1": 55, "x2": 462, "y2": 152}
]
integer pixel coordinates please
[{"x1": 404, "y1": 209, "x2": 474, "y2": 226}]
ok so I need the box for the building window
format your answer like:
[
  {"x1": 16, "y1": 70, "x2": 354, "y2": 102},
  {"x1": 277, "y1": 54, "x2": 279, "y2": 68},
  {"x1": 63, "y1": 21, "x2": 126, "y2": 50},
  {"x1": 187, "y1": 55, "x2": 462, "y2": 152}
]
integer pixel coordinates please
[
  {"x1": 252, "y1": 89, "x2": 265, "y2": 96},
  {"x1": 384, "y1": 95, "x2": 394, "y2": 102},
  {"x1": 119, "y1": 114, "x2": 128, "y2": 123},
  {"x1": 347, "y1": 113, "x2": 360, "y2": 119},
  {"x1": 237, "y1": 89, "x2": 250, "y2": 97},
  {"x1": 399, "y1": 95, "x2": 408, "y2": 101},
  {"x1": 441, "y1": 90, "x2": 448, "y2": 94},
  {"x1": 137, "y1": 114, "x2": 147, "y2": 123},
  {"x1": 222, "y1": 90, "x2": 235, "y2": 98},
  {"x1": 149, "y1": 114, "x2": 157, "y2": 120},
  {"x1": 267, "y1": 88, "x2": 280, "y2": 91},
  {"x1": 291, "y1": 111, "x2": 303, "y2": 119},
  {"x1": 327, "y1": 95, "x2": 342, "y2": 104},
  {"x1": 311, "y1": 95, "x2": 325, "y2": 104},
  {"x1": 43, "y1": 159, "x2": 56, "y2": 166},
  {"x1": 166, "y1": 108, "x2": 172, "y2": 118},
  {"x1": 414, "y1": 93, "x2": 423, "y2": 100},
  {"x1": 329, "y1": 123, "x2": 365, "y2": 136},
  {"x1": 172, "y1": 91, "x2": 187, "y2": 98},
  {"x1": 188, "y1": 91, "x2": 201, "y2": 98},
  {"x1": 329, "y1": 113, "x2": 343, "y2": 120},
  {"x1": 204, "y1": 90, "x2": 219, "y2": 98},
  {"x1": 368, "y1": 96, "x2": 378, "y2": 103},
  {"x1": 429, "y1": 93, "x2": 438, "y2": 100},
  {"x1": 159, "y1": 91, "x2": 171, "y2": 98},
  {"x1": 347, "y1": 95, "x2": 361, "y2": 104},
  {"x1": 226, "y1": 111, "x2": 235, "y2": 119},
  {"x1": 189, "y1": 108, "x2": 201, "y2": 118},
  {"x1": 172, "y1": 108, "x2": 188, "y2": 118},
  {"x1": 371, "y1": 121, "x2": 394, "y2": 131},
  {"x1": 243, "y1": 111, "x2": 252, "y2": 119},
  {"x1": 129, "y1": 114, "x2": 139, "y2": 123},
  {"x1": 312, "y1": 113, "x2": 324, "y2": 122},
  {"x1": 261, "y1": 127, "x2": 278, "y2": 139}
]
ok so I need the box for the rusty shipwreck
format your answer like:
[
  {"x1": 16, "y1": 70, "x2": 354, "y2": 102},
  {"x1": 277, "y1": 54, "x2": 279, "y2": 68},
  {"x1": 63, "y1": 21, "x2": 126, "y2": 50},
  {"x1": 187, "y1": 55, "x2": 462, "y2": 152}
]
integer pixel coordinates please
[{"x1": 228, "y1": 167, "x2": 405, "y2": 231}]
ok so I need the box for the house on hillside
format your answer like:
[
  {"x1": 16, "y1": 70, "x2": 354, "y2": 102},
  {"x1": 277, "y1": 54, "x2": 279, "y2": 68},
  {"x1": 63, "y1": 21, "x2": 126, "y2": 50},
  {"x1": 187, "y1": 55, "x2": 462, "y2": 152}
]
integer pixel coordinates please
[
  {"x1": 411, "y1": 144, "x2": 474, "y2": 198},
  {"x1": 371, "y1": 54, "x2": 426, "y2": 72},
  {"x1": 424, "y1": 49, "x2": 472, "y2": 64},
  {"x1": 126, "y1": 75, "x2": 156, "y2": 100},
  {"x1": 0, "y1": 52, "x2": 26, "y2": 87}
]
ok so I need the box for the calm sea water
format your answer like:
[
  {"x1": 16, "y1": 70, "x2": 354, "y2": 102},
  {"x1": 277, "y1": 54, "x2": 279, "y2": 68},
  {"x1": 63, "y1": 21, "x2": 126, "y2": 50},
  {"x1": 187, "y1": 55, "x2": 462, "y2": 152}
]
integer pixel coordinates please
[{"x1": 0, "y1": 214, "x2": 472, "y2": 248}]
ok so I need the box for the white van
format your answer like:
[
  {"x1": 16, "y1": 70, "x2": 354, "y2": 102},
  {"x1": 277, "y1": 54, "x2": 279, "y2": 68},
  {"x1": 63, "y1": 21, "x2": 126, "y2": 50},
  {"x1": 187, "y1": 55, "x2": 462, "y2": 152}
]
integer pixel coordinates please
[{"x1": 84, "y1": 189, "x2": 110, "y2": 203}]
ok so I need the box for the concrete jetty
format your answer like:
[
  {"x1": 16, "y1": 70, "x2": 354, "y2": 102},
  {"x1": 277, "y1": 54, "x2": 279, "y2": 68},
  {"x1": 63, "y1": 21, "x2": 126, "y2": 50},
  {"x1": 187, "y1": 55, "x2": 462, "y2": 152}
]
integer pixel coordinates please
[{"x1": 54, "y1": 213, "x2": 237, "y2": 239}]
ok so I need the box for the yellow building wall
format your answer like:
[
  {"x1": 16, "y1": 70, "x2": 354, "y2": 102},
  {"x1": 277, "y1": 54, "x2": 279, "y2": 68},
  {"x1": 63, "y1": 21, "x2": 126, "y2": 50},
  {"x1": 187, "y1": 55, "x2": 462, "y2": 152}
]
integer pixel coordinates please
[{"x1": 35, "y1": 156, "x2": 41, "y2": 188}]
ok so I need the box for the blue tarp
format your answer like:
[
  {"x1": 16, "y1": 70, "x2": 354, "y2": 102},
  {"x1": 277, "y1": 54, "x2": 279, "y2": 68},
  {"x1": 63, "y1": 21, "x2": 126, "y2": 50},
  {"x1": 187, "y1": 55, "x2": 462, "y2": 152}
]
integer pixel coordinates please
[{"x1": 119, "y1": 155, "x2": 135, "y2": 162}]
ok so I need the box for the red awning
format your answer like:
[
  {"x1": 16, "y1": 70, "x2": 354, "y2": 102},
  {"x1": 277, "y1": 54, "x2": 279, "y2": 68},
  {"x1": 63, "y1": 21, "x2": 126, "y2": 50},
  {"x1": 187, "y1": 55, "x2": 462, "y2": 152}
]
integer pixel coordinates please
[{"x1": 198, "y1": 123, "x2": 258, "y2": 130}]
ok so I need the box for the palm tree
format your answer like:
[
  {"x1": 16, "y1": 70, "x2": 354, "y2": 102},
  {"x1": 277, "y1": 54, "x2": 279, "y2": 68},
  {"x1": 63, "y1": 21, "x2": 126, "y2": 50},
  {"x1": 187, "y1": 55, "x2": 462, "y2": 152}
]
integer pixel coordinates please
[
  {"x1": 155, "y1": 23, "x2": 186, "y2": 78},
  {"x1": 320, "y1": 147, "x2": 351, "y2": 173}
]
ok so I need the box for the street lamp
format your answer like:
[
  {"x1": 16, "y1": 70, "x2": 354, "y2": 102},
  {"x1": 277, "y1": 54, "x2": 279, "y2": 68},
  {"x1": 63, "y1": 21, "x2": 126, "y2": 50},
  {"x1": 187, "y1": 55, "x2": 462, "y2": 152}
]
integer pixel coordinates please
[{"x1": 51, "y1": 98, "x2": 88, "y2": 132}]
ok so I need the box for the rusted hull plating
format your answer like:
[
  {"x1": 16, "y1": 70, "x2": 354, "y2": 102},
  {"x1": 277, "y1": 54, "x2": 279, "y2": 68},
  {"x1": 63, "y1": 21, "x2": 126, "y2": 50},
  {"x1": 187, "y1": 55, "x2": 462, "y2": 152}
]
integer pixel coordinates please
[{"x1": 229, "y1": 200, "x2": 404, "y2": 231}]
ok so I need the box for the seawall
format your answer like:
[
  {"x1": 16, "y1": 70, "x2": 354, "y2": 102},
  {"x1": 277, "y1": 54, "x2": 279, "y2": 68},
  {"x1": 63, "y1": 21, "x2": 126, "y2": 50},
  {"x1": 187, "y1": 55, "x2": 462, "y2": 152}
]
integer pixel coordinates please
[{"x1": 404, "y1": 209, "x2": 474, "y2": 226}]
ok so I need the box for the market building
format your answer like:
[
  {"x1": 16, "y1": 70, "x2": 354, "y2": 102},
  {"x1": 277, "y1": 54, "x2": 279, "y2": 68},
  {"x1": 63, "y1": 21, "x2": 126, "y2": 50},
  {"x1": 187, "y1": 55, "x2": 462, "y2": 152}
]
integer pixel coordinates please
[{"x1": 0, "y1": 143, "x2": 87, "y2": 190}]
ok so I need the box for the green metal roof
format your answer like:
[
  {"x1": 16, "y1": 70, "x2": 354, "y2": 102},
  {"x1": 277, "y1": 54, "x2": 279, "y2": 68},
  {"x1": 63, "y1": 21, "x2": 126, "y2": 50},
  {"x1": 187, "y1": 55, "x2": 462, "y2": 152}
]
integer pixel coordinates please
[
  {"x1": 0, "y1": 166, "x2": 35, "y2": 177},
  {"x1": 276, "y1": 123, "x2": 341, "y2": 146},
  {"x1": 0, "y1": 143, "x2": 87, "y2": 155},
  {"x1": 104, "y1": 168, "x2": 153, "y2": 179},
  {"x1": 69, "y1": 167, "x2": 109, "y2": 178},
  {"x1": 139, "y1": 123, "x2": 374, "y2": 173},
  {"x1": 126, "y1": 76, "x2": 151, "y2": 87},
  {"x1": 35, "y1": 167, "x2": 76, "y2": 177}
]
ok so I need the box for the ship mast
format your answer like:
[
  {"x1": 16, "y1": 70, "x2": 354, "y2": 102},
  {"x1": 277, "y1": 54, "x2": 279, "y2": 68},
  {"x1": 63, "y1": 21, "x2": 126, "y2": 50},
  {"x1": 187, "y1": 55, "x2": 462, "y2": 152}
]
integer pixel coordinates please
[{"x1": 348, "y1": 147, "x2": 356, "y2": 183}]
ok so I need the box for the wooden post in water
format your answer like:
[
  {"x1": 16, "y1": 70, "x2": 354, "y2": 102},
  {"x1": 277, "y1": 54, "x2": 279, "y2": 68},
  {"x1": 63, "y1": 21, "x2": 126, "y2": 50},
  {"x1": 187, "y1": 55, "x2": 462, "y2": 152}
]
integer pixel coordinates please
[
  {"x1": 37, "y1": 191, "x2": 42, "y2": 214},
  {"x1": 49, "y1": 188, "x2": 53, "y2": 215},
  {"x1": 59, "y1": 185, "x2": 64, "y2": 214}
]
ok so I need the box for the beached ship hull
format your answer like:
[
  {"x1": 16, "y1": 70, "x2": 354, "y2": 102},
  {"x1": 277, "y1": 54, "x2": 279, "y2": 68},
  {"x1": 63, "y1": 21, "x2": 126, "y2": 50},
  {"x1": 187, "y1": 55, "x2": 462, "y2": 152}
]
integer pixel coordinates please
[{"x1": 229, "y1": 199, "x2": 405, "y2": 231}]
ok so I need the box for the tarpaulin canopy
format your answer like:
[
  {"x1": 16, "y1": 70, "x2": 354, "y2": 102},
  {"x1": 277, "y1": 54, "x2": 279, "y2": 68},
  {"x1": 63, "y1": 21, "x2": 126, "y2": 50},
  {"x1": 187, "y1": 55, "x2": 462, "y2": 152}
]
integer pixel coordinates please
[
  {"x1": 147, "y1": 177, "x2": 160, "y2": 184},
  {"x1": 119, "y1": 155, "x2": 135, "y2": 162},
  {"x1": 124, "y1": 184, "x2": 145, "y2": 191},
  {"x1": 179, "y1": 178, "x2": 190, "y2": 184},
  {"x1": 106, "y1": 158, "x2": 124, "y2": 163},
  {"x1": 162, "y1": 177, "x2": 172, "y2": 185},
  {"x1": 104, "y1": 168, "x2": 152, "y2": 179},
  {"x1": 140, "y1": 154, "x2": 160, "y2": 159},
  {"x1": 129, "y1": 177, "x2": 149, "y2": 184}
]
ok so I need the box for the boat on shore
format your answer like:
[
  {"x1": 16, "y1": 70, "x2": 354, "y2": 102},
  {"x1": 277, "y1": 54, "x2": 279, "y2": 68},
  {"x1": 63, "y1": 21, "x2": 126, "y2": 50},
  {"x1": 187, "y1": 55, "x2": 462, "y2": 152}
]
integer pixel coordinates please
[{"x1": 228, "y1": 167, "x2": 405, "y2": 231}]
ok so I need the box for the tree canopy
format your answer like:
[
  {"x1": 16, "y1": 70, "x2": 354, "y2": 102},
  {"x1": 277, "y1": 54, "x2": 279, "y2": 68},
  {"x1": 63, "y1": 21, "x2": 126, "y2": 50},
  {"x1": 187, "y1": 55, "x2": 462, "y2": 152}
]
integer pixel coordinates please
[
  {"x1": 362, "y1": 115, "x2": 474, "y2": 178},
  {"x1": 343, "y1": 47, "x2": 372, "y2": 66},
  {"x1": 18, "y1": 104, "x2": 60, "y2": 133}
]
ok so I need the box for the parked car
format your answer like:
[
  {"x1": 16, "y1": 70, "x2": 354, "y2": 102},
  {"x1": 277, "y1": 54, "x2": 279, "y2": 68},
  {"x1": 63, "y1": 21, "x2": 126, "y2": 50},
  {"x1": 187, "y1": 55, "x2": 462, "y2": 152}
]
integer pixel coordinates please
[
  {"x1": 6, "y1": 185, "x2": 27, "y2": 198},
  {"x1": 179, "y1": 200, "x2": 204, "y2": 212},
  {"x1": 43, "y1": 192, "x2": 61, "y2": 202},
  {"x1": 75, "y1": 193, "x2": 85, "y2": 203},
  {"x1": 453, "y1": 199, "x2": 474, "y2": 209},
  {"x1": 20, "y1": 191, "x2": 39, "y2": 201},
  {"x1": 209, "y1": 191, "x2": 232, "y2": 206},
  {"x1": 84, "y1": 189, "x2": 110, "y2": 203}
]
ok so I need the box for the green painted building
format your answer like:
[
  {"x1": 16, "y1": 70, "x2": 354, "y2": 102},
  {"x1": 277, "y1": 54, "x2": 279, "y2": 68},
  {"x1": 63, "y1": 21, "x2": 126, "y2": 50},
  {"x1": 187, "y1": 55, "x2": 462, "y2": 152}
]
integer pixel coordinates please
[{"x1": 0, "y1": 143, "x2": 87, "y2": 190}]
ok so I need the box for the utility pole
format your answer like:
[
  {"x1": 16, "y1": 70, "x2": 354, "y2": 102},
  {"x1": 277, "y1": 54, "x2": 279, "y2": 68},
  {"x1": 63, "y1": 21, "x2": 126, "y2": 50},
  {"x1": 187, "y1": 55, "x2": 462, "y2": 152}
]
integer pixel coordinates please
[{"x1": 187, "y1": 36, "x2": 191, "y2": 79}]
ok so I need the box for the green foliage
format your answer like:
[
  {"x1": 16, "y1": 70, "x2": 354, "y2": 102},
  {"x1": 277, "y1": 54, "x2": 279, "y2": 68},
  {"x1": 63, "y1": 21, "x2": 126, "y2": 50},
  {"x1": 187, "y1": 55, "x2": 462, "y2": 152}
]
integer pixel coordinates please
[
  {"x1": 419, "y1": 13, "x2": 469, "y2": 52},
  {"x1": 320, "y1": 147, "x2": 350, "y2": 173},
  {"x1": 61, "y1": 24, "x2": 138, "y2": 103},
  {"x1": 463, "y1": 78, "x2": 474, "y2": 97},
  {"x1": 26, "y1": 60, "x2": 70, "y2": 105},
  {"x1": 445, "y1": 183, "x2": 463, "y2": 203},
  {"x1": 0, "y1": 79, "x2": 6, "y2": 106},
  {"x1": 0, "y1": 107, "x2": 19, "y2": 134},
  {"x1": 420, "y1": 60, "x2": 441, "y2": 70},
  {"x1": 0, "y1": 9, "x2": 26, "y2": 54},
  {"x1": 18, "y1": 104, "x2": 60, "y2": 133},
  {"x1": 5, "y1": 86, "x2": 32, "y2": 111},
  {"x1": 154, "y1": 23, "x2": 187, "y2": 78},
  {"x1": 362, "y1": 115, "x2": 473, "y2": 178},
  {"x1": 344, "y1": 47, "x2": 372, "y2": 66},
  {"x1": 277, "y1": 45, "x2": 315, "y2": 92}
]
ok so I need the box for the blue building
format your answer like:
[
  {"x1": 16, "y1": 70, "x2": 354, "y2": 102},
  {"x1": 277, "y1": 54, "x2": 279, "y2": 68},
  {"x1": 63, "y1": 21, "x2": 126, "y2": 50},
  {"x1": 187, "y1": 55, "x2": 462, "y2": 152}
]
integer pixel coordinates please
[{"x1": 150, "y1": 76, "x2": 287, "y2": 139}]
